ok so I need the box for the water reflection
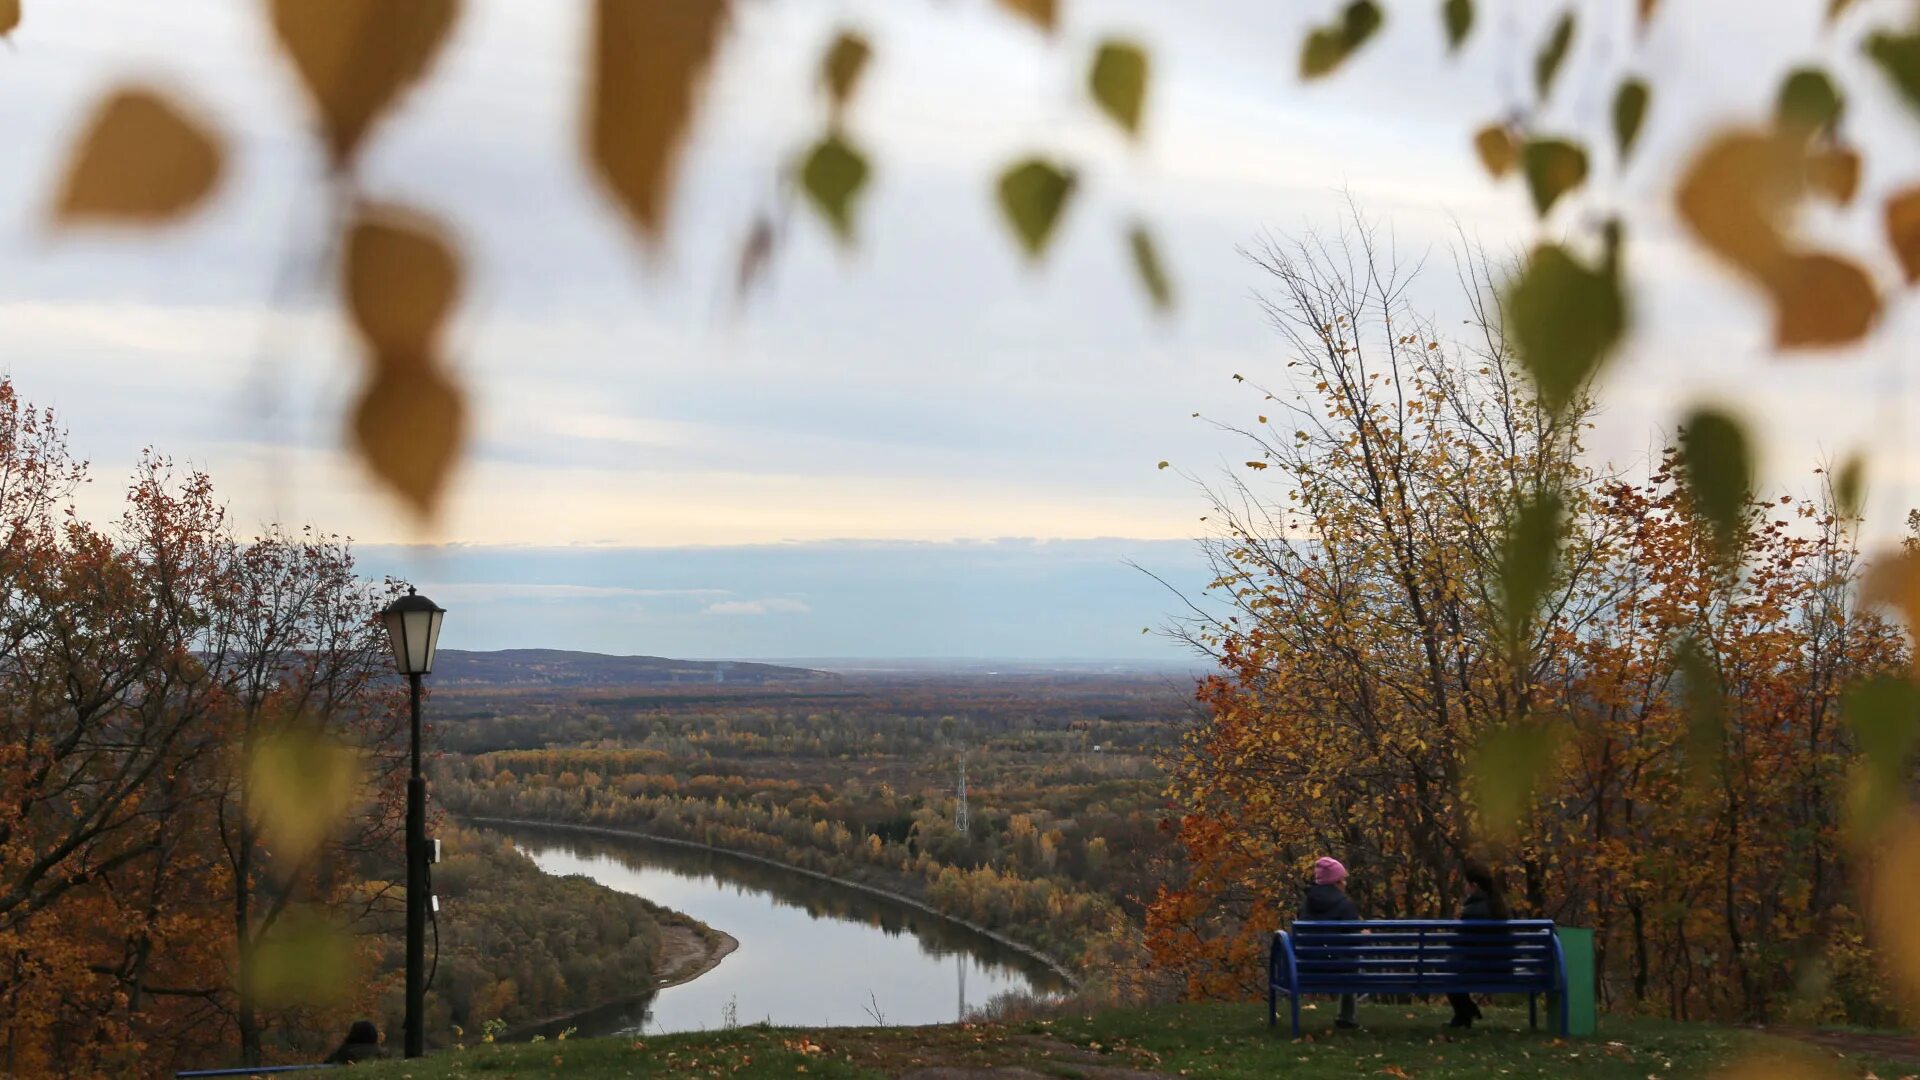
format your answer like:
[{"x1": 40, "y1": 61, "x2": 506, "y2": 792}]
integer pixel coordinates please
[{"x1": 497, "y1": 824, "x2": 1067, "y2": 1037}]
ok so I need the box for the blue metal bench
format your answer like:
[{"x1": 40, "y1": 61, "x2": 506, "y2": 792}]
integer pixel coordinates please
[{"x1": 1269, "y1": 919, "x2": 1568, "y2": 1036}]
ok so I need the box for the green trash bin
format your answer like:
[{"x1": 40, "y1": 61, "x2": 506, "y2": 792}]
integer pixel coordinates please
[{"x1": 1552, "y1": 926, "x2": 1598, "y2": 1036}]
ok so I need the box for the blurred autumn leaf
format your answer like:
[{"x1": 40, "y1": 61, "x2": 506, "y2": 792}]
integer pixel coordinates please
[
  {"x1": 249, "y1": 908, "x2": 356, "y2": 1007},
  {"x1": 1677, "y1": 406, "x2": 1752, "y2": 563},
  {"x1": 1843, "y1": 676, "x2": 1920, "y2": 845},
  {"x1": 1612, "y1": 79, "x2": 1649, "y2": 162},
  {"x1": 1886, "y1": 187, "x2": 1920, "y2": 282},
  {"x1": 820, "y1": 29, "x2": 871, "y2": 110},
  {"x1": 353, "y1": 365, "x2": 466, "y2": 519},
  {"x1": 1300, "y1": 0, "x2": 1382, "y2": 80},
  {"x1": 1532, "y1": 12, "x2": 1574, "y2": 101},
  {"x1": 1675, "y1": 635, "x2": 1726, "y2": 793},
  {"x1": 1442, "y1": 0, "x2": 1472, "y2": 53},
  {"x1": 343, "y1": 205, "x2": 467, "y2": 516},
  {"x1": 1497, "y1": 488, "x2": 1563, "y2": 656},
  {"x1": 1522, "y1": 137, "x2": 1587, "y2": 216},
  {"x1": 1088, "y1": 39, "x2": 1149, "y2": 137},
  {"x1": 1506, "y1": 240, "x2": 1624, "y2": 416},
  {"x1": 1868, "y1": 814, "x2": 1920, "y2": 1007},
  {"x1": 52, "y1": 88, "x2": 224, "y2": 226},
  {"x1": 997, "y1": 158, "x2": 1076, "y2": 260},
  {"x1": 1808, "y1": 147, "x2": 1861, "y2": 206},
  {"x1": 585, "y1": 0, "x2": 729, "y2": 246},
  {"x1": 1835, "y1": 453, "x2": 1866, "y2": 519},
  {"x1": 1676, "y1": 130, "x2": 1879, "y2": 348},
  {"x1": 1776, "y1": 68, "x2": 1844, "y2": 138},
  {"x1": 1128, "y1": 222, "x2": 1173, "y2": 312},
  {"x1": 1472, "y1": 124, "x2": 1516, "y2": 178},
  {"x1": 1468, "y1": 718, "x2": 1564, "y2": 844},
  {"x1": 0, "y1": 0, "x2": 18, "y2": 37},
  {"x1": 1863, "y1": 546, "x2": 1920, "y2": 632},
  {"x1": 1866, "y1": 28, "x2": 1920, "y2": 113},
  {"x1": 248, "y1": 726, "x2": 364, "y2": 864},
  {"x1": 996, "y1": 0, "x2": 1056, "y2": 34},
  {"x1": 267, "y1": 0, "x2": 460, "y2": 170},
  {"x1": 800, "y1": 132, "x2": 870, "y2": 242},
  {"x1": 346, "y1": 205, "x2": 462, "y2": 359}
]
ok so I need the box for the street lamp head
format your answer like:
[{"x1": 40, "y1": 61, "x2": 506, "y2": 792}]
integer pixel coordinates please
[{"x1": 381, "y1": 586, "x2": 445, "y2": 676}]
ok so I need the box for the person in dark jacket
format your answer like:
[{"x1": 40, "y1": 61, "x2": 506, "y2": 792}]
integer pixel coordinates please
[
  {"x1": 1299, "y1": 856, "x2": 1361, "y2": 1029},
  {"x1": 324, "y1": 1019, "x2": 386, "y2": 1064},
  {"x1": 1447, "y1": 861, "x2": 1512, "y2": 1029}
]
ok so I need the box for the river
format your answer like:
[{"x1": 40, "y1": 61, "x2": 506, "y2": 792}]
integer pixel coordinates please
[{"x1": 495, "y1": 824, "x2": 1071, "y2": 1037}]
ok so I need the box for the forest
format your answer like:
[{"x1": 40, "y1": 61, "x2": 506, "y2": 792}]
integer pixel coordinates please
[
  {"x1": 0, "y1": 381, "x2": 704, "y2": 1074},
  {"x1": 1143, "y1": 233, "x2": 1914, "y2": 1026},
  {"x1": 431, "y1": 675, "x2": 1187, "y2": 993}
]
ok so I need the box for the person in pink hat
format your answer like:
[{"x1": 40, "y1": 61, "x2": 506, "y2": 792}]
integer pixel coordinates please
[{"x1": 1299, "y1": 855, "x2": 1362, "y2": 1029}]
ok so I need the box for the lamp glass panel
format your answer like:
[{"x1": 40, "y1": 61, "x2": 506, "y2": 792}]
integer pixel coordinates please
[
  {"x1": 382, "y1": 607, "x2": 411, "y2": 674},
  {"x1": 419, "y1": 609, "x2": 444, "y2": 675},
  {"x1": 400, "y1": 608, "x2": 437, "y2": 674}
]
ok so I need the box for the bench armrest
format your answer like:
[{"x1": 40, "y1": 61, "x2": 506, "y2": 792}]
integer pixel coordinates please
[{"x1": 1269, "y1": 930, "x2": 1297, "y2": 992}]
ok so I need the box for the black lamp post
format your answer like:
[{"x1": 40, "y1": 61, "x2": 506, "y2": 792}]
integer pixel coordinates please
[{"x1": 380, "y1": 586, "x2": 444, "y2": 1059}]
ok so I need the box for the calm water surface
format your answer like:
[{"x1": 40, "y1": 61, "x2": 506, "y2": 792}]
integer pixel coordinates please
[{"x1": 499, "y1": 825, "x2": 1068, "y2": 1037}]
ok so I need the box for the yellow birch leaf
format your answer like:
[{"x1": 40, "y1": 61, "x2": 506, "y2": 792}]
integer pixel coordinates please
[
  {"x1": 52, "y1": 88, "x2": 223, "y2": 225},
  {"x1": 1473, "y1": 125, "x2": 1517, "y2": 178},
  {"x1": 1088, "y1": 39, "x2": 1149, "y2": 137},
  {"x1": 344, "y1": 204, "x2": 462, "y2": 359},
  {"x1": 267, "y1": 0, "x2": 460, "y2": 169},
  {"x1": 997, "y1": 0, "x2": 1056, "y2": 33},
  {"x1": 585, "y1": 0, "x2": 729, "y2": 246},
  {"x1": 1886, "y1": 186, "x2": 1920, "y2": 282},
  {"x1": 248, "y1": 727, "x2": 363, "y2": 864},
  {"x1": 352, "y1": 364, "x2": 465, "y2": 519},
  {"x1": 820, "y1": 30, "x2": 871, "y2": 109},
  {"x1": 1807, "y1": 147, "x2": 1861, "y2": 206},
  {"x1": 1869, "y1": 814, "x2": 1920, "y2": 1007},
  {"x1": 1768, "y1": 253, "x2": 1878, "y2": 347}
]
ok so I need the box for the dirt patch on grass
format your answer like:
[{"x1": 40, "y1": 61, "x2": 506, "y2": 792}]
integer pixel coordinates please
[{"x1": 1769, "y1": 1026, "x2": 1920, "y2": 1068}]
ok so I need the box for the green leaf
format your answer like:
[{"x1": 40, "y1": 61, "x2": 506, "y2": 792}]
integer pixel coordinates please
[
  {"x1": 1867, "y1": 29, "x2": 1920, "y2": 113},
  {"x1": 1506, "y1": 242, "x2": 1624, "y2": 415},
  {"x1": 820, "y1": 30, "x2": 872, "y2": 110},
  {"x1": 249, "y1": 727, "x2": 363, "y2": 864},
  {"x1": 1844, "y1": 676, "x2": 1920, "y2": 841},
  {"x1": 996, "y1": 158, "x2": 1076, "y2": 259},
  {"x1": 1674, "y1": 635, "x2": 1725, "y2": 793},
  {"x1": 1468, "y1": 719, "x2": 1564, "y2": 844},
  {"x1": 1499, "y1": 489, "x2": 1564, "y2": 656},
  {"x1": 1776, "y1": 68, "x2": 1844, "y2": 138},
  {"x1": 1677, "y1": 406, "x2": 1753, "y2": 562},
  {"x1": 1836, "y1": 453, "x2": 1866, "y2": 519},
  {"x1": 1089, "y1": 40, "x2": 1149, "y2": 137},
  {"x1": 800, "y1": 131, "x2": 870, "y2": 242},
  {"x1": 1534, "y1": 11, "x2": 1575, "y2": 101},
  {"x1": 1522, "y1": 137, "x2": 1588, "y2": 216},
  {"x1": 1128, "y1": 222, "x2": 1174, "y2": 312},
  {"x1": 1612, "y1": 79, "x2": 1650, "y2": 162},
  {"x1": 1443, "y1": 0, "x2": 1473, "y2": 52},
  {"x1": 250, "y1": 909, "x2": 355, "y2": 1006},
  {"x1": 1300, "y1": 1, "x2": 1383, "y2": 79}
]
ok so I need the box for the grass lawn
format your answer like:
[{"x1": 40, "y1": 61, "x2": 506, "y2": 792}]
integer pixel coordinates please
[{"x1": 349, "y1": 1002, "x2": 1918, "y2": 1079}]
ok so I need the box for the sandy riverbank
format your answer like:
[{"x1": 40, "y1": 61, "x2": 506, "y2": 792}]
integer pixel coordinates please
[{"x1": 651, "y1": 921, "x2": 739, "y2": 992}]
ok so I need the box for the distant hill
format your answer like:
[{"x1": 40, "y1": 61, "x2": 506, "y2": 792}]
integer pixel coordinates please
[{"x1": 429, "y1": 649, "x2": 828, "y2": 688}]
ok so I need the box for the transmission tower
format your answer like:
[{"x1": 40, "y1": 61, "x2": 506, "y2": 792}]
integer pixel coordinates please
[{"x1": 953, "y1": 752, "x2": 969, "y2": 833}]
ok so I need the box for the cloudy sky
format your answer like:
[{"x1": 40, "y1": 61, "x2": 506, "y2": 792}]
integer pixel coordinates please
[{"x1": 1, "y1": 1, "x2": 1916, "y2": 659}]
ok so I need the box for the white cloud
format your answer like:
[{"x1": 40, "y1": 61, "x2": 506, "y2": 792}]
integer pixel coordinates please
[
  {"x1": 704, "y1": 597, "x2": 812, "y2": 616},
  {"x1": 414, "y1": 583, "x2": 731, "y2": 603}
]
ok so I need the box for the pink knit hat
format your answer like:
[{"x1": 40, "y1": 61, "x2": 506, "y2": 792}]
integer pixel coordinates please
[{"x1": 1313, "y1": 857, "x2": 1348, "y2": 885}]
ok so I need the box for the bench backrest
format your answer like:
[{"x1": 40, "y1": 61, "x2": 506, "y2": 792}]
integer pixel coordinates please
[{"x1": 1283, "y1": 919, "x2": 1562, "y2": 993}]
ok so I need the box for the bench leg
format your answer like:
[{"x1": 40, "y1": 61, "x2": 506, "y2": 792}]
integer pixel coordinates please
[
  {"x1": 1529, "y1": 993, "x2": 1537, "y2": 1031},
  {"x1": 1268, "y1": 981, "x2": 1277, "y2": 1028},
  {"x1": 1291, "y1": 993, "x2": 1302, "y2": 1038},
  {"x1": 1559, "y1": 992, "x2": 1570, "y2": 1036}
]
